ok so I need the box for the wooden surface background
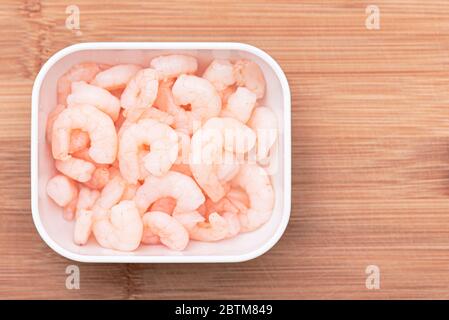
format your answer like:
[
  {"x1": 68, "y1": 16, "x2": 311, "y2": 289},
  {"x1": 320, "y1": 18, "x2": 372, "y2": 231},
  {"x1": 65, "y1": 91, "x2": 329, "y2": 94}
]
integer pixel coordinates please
[{"x1": 1, "y1": 0, "x2": 449, "y2": 299}]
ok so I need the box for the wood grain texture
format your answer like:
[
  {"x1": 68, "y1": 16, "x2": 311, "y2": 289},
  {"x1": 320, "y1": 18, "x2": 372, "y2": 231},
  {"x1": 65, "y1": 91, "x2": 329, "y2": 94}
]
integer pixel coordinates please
[{"x1": 1, "y1": 0, "x2": 449, "y2": 299}]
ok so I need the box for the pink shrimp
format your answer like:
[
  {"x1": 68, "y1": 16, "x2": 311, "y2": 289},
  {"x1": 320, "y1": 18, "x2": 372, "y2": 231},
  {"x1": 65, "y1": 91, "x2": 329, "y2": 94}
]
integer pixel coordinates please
[
  {"x1": 91, "y1": 64, "x2": 142, "y2": 91},
  {"x1": 67, "y1": 81, "x2": 121, "y2": 121},
  {"x1": 142, "y1": 211, "x2": 189, "y2": 251},
  {"x1": 231, "y1": 164, "x2": 274, "y2": 232},
  {"x1": 52, "y1": 104, "x2": 117, "y2": 164},
  {"x1": 150, "y1": 54, "x2": 197, "y2": 80},
  {"x1": 46, "y1": 174, "x2": 78, "y2": 207},
  {"x1": 233, "y1": 59, "x2": 266, "y2": 99},
  {"x1": 57, "y1": 62, "x2": 106, "y2": 105},
  {"x1": 120, "y1": 68, "x2": 159, "y2": 122}
]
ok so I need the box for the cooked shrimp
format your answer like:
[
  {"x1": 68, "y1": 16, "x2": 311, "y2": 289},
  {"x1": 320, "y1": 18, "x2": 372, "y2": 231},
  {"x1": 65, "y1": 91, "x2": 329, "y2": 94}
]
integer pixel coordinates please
[
  {"x1": 121, "y1": 68, "x2": 159, "y2": 121},
  {"x1": 172, "y1": 75, "x2": 221, "y2": 124},
  {"x1": 190, "y1": 117, "x2": 256, "y2": 202},
  {"x1": 68, "y1": 129, "x2": 90, "y2": 154},
  {"x1": 202, "y1": 59, "x2": 235, "y2": 92},
  {"x1": 73, "y1": 187, "x2": 100, "y2": 245},
  {"x1": 153, "y1": 79, "x2": 196, "y2": 134},
  {"x1": 84, "y1": 166, "x2": 110, "y2": 190},
  {"x1": 173, "y1": 211, "x2": 228, "y2": 242},
  {"x1": 67, "y1": 81, "x2": 121, "y2": 121},
  {"x1": 248, "y1": 106, "x2": 278, "y2": 161},
  {"x1": 150, "y1": 54, "x2": 197, "y2": 80},
  {"x1": 57, "y1": 62, "x2": 105, "y2": 104},
  {"x1": 135, "y1": 171, "x2": 205, "y2": 214},
  {"x1": 221, "y1": 87, "x2": 257, "y2": 124},
  {"x1": 95, "y1": 175, "x2": 127, "y2": 213},
  {"x1": 92, "y1": 200, "x2": 143, "y2": 251},
  {"x1": 118, "y1": 119, "x2": 178, "y2": 183},
  {"x1": 142, "y1": 211, "x2": 189, "y2": 251},
  {"x1": 231, "y1": 164, "x2": 274, "y2": 232},
  {"x1": 52, "y1": 104, "x2": 117, "y2": 164},
  {"x1": 46, "y1": 174, "x2": 77, "y2": 207},
  {"x1": 233, "y1": 59, "x2": 266, "y2": 99},
  {"x1": 55, "y1": 158, "x2": 96, "y2": 183},
  {"x1": 91, "y1": 64, "x2": 142, "y2": 91}
]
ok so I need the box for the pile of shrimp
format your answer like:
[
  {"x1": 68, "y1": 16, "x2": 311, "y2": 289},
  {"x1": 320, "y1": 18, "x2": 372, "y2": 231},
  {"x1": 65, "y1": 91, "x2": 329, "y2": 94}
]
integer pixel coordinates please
[{"x1": 45, "y1": 55, "x2": 278, "y2": 252}]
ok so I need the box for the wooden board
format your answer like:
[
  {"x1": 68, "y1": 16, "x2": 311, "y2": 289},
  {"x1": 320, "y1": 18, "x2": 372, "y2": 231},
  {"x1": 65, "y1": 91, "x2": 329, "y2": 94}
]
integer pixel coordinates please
[{"x1": 1, "y1": 0, "x2": 449, "y2": 299}]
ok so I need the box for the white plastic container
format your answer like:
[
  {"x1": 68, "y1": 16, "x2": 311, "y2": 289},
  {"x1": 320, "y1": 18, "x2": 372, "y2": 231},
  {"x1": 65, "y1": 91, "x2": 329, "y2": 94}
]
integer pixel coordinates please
[{"x1": 31, "y1": 42, "x2": 291, "y2": 263}]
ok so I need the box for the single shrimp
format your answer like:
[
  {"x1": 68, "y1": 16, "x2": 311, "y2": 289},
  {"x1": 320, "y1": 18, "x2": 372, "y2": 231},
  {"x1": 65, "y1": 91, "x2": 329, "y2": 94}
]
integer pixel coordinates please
[
  {"x1": 233, "y1": 59, "x2": 266, "y2": 99},
  {"x1": 55, "y1": 157, "x2": 96, "y2": 183},
  {"x1": 173, "y1": 211, "x2": 228, "y2": 242},
  {"x1": 46, "y1": 174, "x2": 78, "y2": 207},
  {"x1": 67, "y1": 81, "x2": 121, "y2": 121},
  {"x1": 52, "y1": 104, "x2": 117, "y2": 164},
  {"x1": 118, "y1": 119, "x2": 178, "y2": 183},
  {"x1": 120, "y1": 68, "x2": 159, "y2": 122},
  {"x1": 142, "y1": 211, "x2": 189, "y2": 251},
  {"x1": 92, "y1": 200, "x2": 143, "y2": 251},
  {"x1": 172, "y1": 74, "x2": 222, "y2": 124},
  {"x1": 73, "y1": 187, "x2": 100, "y2": 245},
  {"x1": 189, "y1": 117, "x2": 256, "y2": 202},
  {"x1": 150, "y1": 54, "x2": 197, "y2": 80},
  {"x1": 68, "y1": 129, "x2": 90, "y2": 154},
  {"x1": 91, "y1": 64, "x2": 142, "y2": 91},
  {"x1": 153, "y1": 79, "x2": 196, "y2": 135},
  {"x1": 135, "y1": 171, "x2": 205, "y2": 214},
  {"x1": 220, "y1": 87, "x2": 257, "y2": 124},
  {"x1": 248, "y1": 106, "x2": 278, "y2": 161},
  {"x1": 48, "y1": 108, "x2": 90, "y2": 154},
  {"x1": 57, "y1": 62, "x2": 106, "y2": 105},
  {"x1": 202, "y1": 59, "x2": 235, "y2": 92},
  {"x1": 231, "y1": 164, "x2": 274, "y2": 232},
  {"x1": 94, "y1": 175, "x2": 127, "y2": 213}
]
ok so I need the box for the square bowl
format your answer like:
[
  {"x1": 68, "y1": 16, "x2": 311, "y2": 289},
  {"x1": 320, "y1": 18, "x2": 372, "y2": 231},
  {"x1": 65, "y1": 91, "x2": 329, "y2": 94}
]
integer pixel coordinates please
[{"x1": 31, "y1": 42, "x2": 291, "y2": 263}]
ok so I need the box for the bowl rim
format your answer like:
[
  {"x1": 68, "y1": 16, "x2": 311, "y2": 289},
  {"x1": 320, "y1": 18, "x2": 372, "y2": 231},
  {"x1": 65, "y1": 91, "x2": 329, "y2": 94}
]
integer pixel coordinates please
[{"x1": 31, "y1": 42, "x2": 291, "y2": 263}]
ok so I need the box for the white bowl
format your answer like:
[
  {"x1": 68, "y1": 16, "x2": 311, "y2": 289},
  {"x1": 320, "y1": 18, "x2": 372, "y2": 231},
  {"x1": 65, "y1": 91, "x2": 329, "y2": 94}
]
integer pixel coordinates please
[{"x1": 31, "y1": 42, "x2": 291, "y2": 263}]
